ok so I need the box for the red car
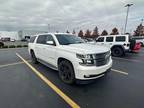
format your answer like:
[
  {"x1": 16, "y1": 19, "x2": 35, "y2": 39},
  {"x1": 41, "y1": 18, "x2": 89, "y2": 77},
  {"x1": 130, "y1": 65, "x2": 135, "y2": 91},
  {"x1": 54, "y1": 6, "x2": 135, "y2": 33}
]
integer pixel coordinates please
[{"x1": 131, "y1": 41, "x2": 141, "y2": 53}]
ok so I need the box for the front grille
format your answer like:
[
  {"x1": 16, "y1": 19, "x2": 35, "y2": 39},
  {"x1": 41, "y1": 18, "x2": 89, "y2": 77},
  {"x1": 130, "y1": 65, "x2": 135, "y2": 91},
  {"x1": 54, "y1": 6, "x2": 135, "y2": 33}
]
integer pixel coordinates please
[{"x1": 95, "y1": 51, "x2": 110, "y2": 66}]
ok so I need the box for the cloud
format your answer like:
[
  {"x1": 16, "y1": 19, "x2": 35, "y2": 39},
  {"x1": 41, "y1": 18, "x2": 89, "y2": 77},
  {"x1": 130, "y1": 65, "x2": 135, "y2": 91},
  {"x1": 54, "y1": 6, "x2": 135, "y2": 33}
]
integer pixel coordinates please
[{"x1": 0, "y1": 0, "x2": 143, "y2": 34}]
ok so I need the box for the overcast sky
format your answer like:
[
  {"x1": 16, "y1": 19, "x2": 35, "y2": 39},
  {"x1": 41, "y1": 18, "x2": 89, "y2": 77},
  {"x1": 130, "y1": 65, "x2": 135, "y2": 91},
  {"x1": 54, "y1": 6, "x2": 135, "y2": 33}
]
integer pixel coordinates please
[{"x1": 0, "y1": 0, "x2": 143, "y2": 34}]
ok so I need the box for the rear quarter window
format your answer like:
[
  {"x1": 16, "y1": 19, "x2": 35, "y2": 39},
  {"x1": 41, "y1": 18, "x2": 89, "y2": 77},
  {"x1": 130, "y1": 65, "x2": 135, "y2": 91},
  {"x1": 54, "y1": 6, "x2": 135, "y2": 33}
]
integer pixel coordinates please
[
  {"x1": 116, "y1": 36, "x2": 126, "y2": 42},
  {"x1": 106, "y1": 37, "x2": 113, "y2": 42}
]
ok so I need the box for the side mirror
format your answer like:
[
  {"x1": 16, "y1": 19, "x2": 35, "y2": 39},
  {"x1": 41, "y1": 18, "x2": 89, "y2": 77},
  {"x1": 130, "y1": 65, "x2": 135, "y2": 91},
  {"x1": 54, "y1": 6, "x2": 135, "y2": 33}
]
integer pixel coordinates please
[{"x1": 46, "y1": 41, "x2": 54, "y2": 45}]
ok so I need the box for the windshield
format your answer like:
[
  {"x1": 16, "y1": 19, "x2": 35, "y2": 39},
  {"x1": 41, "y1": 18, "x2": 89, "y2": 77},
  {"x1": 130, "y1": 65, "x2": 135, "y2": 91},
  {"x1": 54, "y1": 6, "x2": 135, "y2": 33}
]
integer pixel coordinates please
[{"x1": 55, "y1": 34, "x2": 85, "y2": 45}]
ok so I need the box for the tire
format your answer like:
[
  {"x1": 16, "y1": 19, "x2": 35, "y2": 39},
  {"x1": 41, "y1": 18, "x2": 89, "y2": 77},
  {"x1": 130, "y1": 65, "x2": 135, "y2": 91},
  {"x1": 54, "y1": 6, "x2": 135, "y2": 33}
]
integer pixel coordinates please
[
  {"x1": 140, "y1": 42, "x2": 143, "y2": 46},
  {"x1": 111, "y1": 47, "x2": 124, "y2": 57},
  {"x1": 30, "y1": 51, "x2": 38, "y2": 64},
  {"x1": 58, "y1": 60, "x2": 75, "y2": 84}
]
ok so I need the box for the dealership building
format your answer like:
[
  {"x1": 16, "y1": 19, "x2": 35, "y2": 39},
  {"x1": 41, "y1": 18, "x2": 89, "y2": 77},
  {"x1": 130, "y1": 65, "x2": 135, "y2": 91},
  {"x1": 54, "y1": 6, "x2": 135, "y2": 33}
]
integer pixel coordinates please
[{"x1": 0, "y1": 30, "x2": 47, "y2": 41}]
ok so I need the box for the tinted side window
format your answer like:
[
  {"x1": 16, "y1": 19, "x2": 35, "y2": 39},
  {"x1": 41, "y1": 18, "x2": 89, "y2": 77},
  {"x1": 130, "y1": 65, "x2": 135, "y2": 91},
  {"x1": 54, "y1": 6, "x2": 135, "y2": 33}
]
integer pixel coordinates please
[
  {"x1": 46, "y1": 35, "x2": 56, "y2": 46},
  {"x1": 46, "y1": 35, "x2": 54, "y2": 41},
  {"x1": 29, "y1": 36, "x2": 36, "y2": 43},
  {"x1": 116, "y1": 36, "x2": 125, "y2": 42},
  {"x1": 106, "y1": 37, "x2": 113, "y2": 42},
  {"x1": 36, "y1": 35, "x2": 47, "y2": 44},
  {"x1": 96, "y1": 37, "x2": 104, "y2": 42}
]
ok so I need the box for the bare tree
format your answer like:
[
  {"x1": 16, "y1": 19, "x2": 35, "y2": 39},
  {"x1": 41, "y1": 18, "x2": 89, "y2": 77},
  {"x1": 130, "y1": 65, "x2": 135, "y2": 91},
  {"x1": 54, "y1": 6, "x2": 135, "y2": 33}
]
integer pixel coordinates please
[
  {"x1": 78, "y1": 30, "x2": 84, "y2": 38},
  {"x1": 92, "y1": 26, "x2": 99, "y2": 38},
  {"x1": 133, "y1": 24, "x2": 144, "y2": 36},
  {"x1": 110, "y1": 28, "x2": 119, "y2": 35},
  {"x1": 101, "y1": 30, "x2": 108, "y2": 36},
  {"x1": 72, "y1": 30, "x2": 76, "y2": 34},
  {"x1": 85, "y1": 29, "x2": 91, "y2": 38},
  {"x1": 66, "y1": 30, "x2": 70, "y2": 33}
]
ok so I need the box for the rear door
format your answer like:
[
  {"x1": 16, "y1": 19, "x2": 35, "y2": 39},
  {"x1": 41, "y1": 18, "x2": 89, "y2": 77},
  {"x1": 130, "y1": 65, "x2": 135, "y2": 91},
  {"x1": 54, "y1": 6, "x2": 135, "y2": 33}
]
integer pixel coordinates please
[
  {"x1": 43, "y1": 35, "x2": 57, "y2": 66},
  {"x1": 34, "y1": 35, "x2": 47, "y2": 60}
]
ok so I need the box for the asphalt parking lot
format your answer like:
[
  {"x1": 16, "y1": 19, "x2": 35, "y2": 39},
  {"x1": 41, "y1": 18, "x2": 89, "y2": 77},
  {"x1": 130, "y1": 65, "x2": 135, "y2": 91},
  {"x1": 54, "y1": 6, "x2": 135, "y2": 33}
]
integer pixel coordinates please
[
  {"x1": 0, "y1": 48, "x2": 144, "y2": 108},
  {"x1": 4, "y1": 41, "x2": 28, "y2": 46}
]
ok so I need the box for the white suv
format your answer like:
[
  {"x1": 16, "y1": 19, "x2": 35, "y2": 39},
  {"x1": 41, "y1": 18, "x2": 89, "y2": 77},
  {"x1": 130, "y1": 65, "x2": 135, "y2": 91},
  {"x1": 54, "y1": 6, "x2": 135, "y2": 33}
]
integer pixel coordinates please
[
  {"x1": 96, "y1": 35, "x2": 130, "y2": 57},
  {"x1": 28, "y1": 33, "x2": 112, "y2": 84}
]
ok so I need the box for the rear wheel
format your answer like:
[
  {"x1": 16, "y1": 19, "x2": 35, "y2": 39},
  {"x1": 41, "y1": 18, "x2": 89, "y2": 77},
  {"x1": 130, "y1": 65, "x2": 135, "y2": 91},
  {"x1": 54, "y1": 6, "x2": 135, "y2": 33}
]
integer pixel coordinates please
[
  {"x1": 58, "y1": 60, "x2": 75, "y2": 84},
  {"x1": 111, "y1": 47, "x2": 124, "y2": 57},
  {"x1": 30, "y1": 50, "x2": 38, "y2": 64}
]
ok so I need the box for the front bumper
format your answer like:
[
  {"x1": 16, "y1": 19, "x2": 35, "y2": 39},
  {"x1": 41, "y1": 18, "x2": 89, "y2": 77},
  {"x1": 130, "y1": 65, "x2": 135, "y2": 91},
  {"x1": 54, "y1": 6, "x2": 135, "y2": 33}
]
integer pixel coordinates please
[{"x1": 73, "y1": 58, "x2": 112, "y2": 80}]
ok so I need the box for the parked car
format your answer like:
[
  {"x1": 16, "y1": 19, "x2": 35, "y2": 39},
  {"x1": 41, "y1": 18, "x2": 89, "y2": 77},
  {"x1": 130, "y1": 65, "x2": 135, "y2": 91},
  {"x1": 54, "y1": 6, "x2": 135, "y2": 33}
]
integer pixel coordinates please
[
  {"x1": 129, "y1": 38, "x2": 141, "y2": 53},
  {"x1": 96, "y1": 35, "x2": 141, "y2": 57},
  {"x1": 21, "y1": 39, "x2": 27, "y2": 42},
  {"x1": 28, "y1": 33, "x2": 112, "y2": 84},
  {"x1": 131, "y1": 36, "x2": 144, "y2": 46},
  {"x1": 10, "y1": 39, "x2": 15, "y2": 42}
]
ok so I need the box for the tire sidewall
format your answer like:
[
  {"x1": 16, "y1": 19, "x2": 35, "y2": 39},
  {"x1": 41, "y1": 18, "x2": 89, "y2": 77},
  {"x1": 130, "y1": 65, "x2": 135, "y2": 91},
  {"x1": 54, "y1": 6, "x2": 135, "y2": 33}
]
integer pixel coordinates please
[
  {"x1": 31, "y1": 51, "x2": 38, "y2": 64},
  {"x1": 112, "y1": 47, "x2": 124, "y2": 57},
  {"x1": 58, "y1": 61, "x2": 75, "y2": 84}
]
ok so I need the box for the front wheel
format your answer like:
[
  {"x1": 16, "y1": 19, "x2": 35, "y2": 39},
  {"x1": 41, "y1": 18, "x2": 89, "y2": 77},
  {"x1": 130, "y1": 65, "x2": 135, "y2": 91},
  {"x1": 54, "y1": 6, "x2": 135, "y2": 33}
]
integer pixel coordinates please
[
  {"x1": 58, "y1": 61, "x2": 75, "y2": 84},
  {"x1": 30, "y1": 51, "x2": 38, "y2": 64},
  {"x1": 111, "y1": 47, "x2": 124, "y2": 57}
]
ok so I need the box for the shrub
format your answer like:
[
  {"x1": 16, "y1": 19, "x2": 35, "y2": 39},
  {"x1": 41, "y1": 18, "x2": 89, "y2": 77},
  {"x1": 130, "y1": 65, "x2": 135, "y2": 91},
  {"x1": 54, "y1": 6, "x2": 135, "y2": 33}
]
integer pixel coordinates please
[
  {"x1": 9, "y1": 45, "x2": 16, "y2": 48},
  {"x1": 0, "y1": 42, "x2": 4, "y2": 48},
  {"x1": 2, "y1": 45, "x2": 8, "y2": 48},
  {"x1": 23, "y1": 45, "x2": 28, "y2": 47},
  {"x1": 17, "y1": 45, "x2": 22, "y2": 48}
]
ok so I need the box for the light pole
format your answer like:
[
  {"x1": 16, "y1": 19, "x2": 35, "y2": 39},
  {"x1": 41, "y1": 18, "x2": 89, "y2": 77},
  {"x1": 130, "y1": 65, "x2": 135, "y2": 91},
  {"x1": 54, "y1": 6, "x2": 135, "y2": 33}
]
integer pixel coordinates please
[{"x1": 124, "y1": 3, "x2": 133, "y2": 34}]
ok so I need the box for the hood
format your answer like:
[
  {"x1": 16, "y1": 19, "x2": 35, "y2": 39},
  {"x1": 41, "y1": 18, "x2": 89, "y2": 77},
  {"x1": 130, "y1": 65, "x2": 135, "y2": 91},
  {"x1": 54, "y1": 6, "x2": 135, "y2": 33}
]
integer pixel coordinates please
[{"x1": 60, "y1": 43, "x2": 110, "y2": 54}]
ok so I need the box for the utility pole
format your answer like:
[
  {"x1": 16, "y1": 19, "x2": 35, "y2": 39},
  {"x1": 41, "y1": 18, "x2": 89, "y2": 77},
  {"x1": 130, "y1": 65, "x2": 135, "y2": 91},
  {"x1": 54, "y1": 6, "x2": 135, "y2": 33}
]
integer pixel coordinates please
[{"x1": 124, "y1": 3, "x2": 133, "y2": 34}]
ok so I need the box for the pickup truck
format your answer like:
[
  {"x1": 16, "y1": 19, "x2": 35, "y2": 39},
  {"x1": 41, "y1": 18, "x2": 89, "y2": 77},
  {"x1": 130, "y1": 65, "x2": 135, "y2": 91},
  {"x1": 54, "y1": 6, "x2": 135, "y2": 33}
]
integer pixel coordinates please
[{"x1": 28, "y1": 33, "x2": 112, "y2": 84}]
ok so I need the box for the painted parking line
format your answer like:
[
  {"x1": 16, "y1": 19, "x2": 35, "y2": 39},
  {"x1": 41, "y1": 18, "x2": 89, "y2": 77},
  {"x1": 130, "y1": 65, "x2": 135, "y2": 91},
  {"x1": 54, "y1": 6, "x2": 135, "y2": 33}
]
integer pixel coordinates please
[
  {"x1": 16, "y1": 53, "x2": 80, "y2": 108},
  {"x1": 0, "y1": 48, "x2": 26, "y2": 51},
  {"x1": 0, "y1": 61, "x2": 24, "y2": 68},
  {"x1": 0, "y1": 60, "x2": 31, "y2": 69},
  {"x1": 111, "y1": 69, "x2": 128, "y2": 75},
  {"x1": 112, "y1": 57, "x2": 142, "y2": 63}
]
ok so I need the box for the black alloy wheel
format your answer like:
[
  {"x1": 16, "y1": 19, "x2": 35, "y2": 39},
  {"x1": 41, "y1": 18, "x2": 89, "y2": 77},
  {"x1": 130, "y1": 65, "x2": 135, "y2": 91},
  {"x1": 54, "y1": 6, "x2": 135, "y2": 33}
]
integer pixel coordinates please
[{"x1": 58, "y1": 60, "x2": 75, "y2": 84}]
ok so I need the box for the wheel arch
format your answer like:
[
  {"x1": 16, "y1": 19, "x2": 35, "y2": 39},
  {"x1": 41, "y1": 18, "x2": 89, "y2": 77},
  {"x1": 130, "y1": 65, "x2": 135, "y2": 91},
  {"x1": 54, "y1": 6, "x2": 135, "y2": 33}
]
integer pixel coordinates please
[
  {"x1": 57, "y1": 57, "x2": 73, "y2": 67},
  {"x1": 30, "y1": 49, "x2": 34, "y2": 53},
  {"x1": 111, "y1": 45, "x2": 125, "y2": 51}
]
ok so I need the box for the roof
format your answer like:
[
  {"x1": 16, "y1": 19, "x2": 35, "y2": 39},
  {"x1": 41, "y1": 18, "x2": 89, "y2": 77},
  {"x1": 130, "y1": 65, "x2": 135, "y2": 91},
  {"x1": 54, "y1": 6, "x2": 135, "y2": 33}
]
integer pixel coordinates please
[{"x1": 35, "y1": 33, "x2": 75, "y2": 36}]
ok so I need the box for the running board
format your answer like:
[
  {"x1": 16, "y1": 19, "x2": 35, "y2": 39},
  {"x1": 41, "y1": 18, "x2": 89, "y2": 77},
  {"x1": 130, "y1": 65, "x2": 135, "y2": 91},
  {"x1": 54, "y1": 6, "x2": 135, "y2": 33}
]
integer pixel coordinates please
[{"x1": 37, "y1": 58, "x2": 58, "y2": 71}]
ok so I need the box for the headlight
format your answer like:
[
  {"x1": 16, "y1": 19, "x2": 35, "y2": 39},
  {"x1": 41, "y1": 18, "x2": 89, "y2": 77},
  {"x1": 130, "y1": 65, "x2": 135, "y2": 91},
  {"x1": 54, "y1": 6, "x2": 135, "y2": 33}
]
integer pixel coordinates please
[
  {"x1": 76, "y1": 54, "x2": 91, "y2": 59},
  {"x1": 76, "y1": 51, "x2": 111, "y2": 66},
  {"x1": 76, "y1": 54, "x2": 95, "y2": 66}
]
